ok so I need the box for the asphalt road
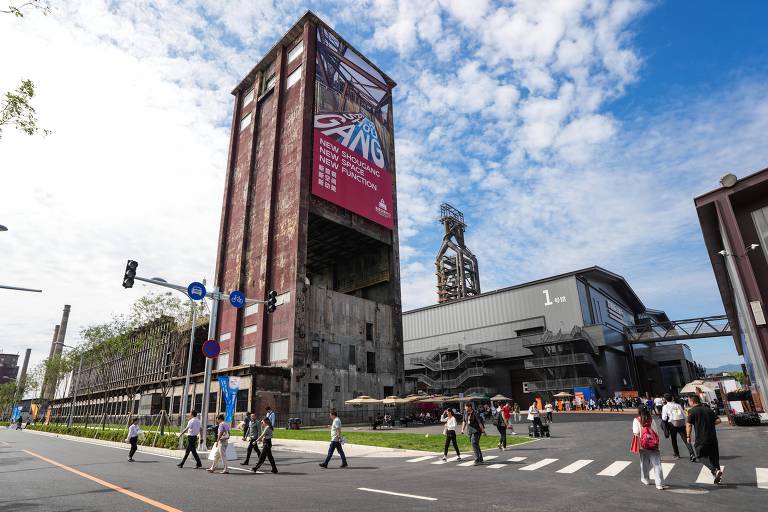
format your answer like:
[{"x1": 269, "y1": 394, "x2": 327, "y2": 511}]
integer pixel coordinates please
[{"x1": 1, "y1": 416, "x2": 766, "y2": 512}]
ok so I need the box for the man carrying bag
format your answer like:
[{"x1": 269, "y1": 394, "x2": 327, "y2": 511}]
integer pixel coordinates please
[{"x1": 461, "y1": 402, "x2": 484, "y2": 466}]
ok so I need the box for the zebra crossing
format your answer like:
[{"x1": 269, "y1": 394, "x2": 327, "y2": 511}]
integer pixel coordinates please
[{"x1": 404, "y1": 454, "x2": 768, "y2": 488}]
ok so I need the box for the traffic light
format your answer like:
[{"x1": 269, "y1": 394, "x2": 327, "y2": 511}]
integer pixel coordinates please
[
  {"x1": 122, "y1": 260, "x2": 138, "y2": 289},
  {"x1": 267, "y1": 290, "x2": 278, "y2": 313}
]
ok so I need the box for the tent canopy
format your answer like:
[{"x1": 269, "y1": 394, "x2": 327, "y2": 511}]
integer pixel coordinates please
[
  {"x1": 680, "y1": 380, "x2": 718, "y2": 394},
  {"x1": 553, "y1": 392, "x2": 574, "y2": 398},
  {"x1": 345, "y1": 395, "x2": 382, "y2": 405},
  {"x1": 490, "y1": 394, "x2": 511, "y2": 401}
]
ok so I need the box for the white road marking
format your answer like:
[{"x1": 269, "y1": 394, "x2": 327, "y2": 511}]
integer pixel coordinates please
[
  {"x1": 406, "y1": 456, "x2": 436, "y2": 463},
  {"x1": 649, "y1": 462, "x2": 675, "y2": 481},
  {"x1": 519, "y1": 458, "x2": 558, "y2": 471},
  {"x1": 597, "y1": 461, "x2": 632, "y2": 477},
  {"x1": 457, "y1": 455, "x2": 498, "y2": 467},
  {"x1": 508, "y1": 456, "x2": 527, "y2": 462},
  {"x1": 487, "y1": 464, "x2": 507, "y2": 469},
  {"x1": 695, "y1": 465, "x2": 725, "y2": 484},
  {"x1": 757, "y1": 468, "x2": 768, "y2": 489},
  {"x1": 557, "y1": 459, "x2": 594, "y2": 474},
  {"x1": 431, "y1": 456, "x2": 459, "y2": 465},
  {"x1": 358, "y1": 488, "x2": 437, "y2": 501}
]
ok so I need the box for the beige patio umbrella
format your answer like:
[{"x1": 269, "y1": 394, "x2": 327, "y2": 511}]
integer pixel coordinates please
[
  {"x1": 345, "y1": 395, "x2": 383, "y2": 405},
  {"x1": 416, "y1": 395, "x2": 451, "y2": 403},
  {"x1": 382, "y1": 396, "x2": 410, "y2": 405},
  {"x1": 490, "y1": 394, "x2": 512, "y2": 401},
  {"x1": 553, "y1": 392, "x2": 573, "y2": 398},
  {"x1": 402, "y1": 394, "x2": 426, "y2": 403}
]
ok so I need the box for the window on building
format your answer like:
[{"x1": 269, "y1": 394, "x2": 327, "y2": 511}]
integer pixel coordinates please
[
  {"x1": 365, "y1": 322, "x2": 373, "y2": 341},
  {"x1": 236, "y1": 389, "x2": 249, "y2": 412},
  {"x1": 269, "y1": 339, "x2": 288, "y2": 364},
  {"x1": 209, "y1": 392, "x2": 217, "y2": 413},
  {"x1": 285, "y1": 66, "x2": 301, "y2": 89},
  {"x1": 348, "y1": 345, "x2": 356, "y2": 366},
  {"x1": 334, "y1": 385, "x2": 341, "y2": 392},
  {"x1": 241, "y1": 346, "x2": 256, "y2": 365},
  {"x1": 311, "y1": 340, "x2": 320, "y2": 363},
  {"x1": 264, "y1": 73, "x2": 276, "y2": 93},
  {"x1": 240, "y1": 112, "x2": 252, "y2": 132},
  {"x1": 243, "y1": 87, "x2": 255, "y2": 106},
  {"x1": 308, "y1": 383, "x2": 323, "y2": 409},
  {"x1": 216, "y1": 352, "x2": 229, "y2": 370},
  {"x1": 366, "y1": 351, "x2": 376, "y2": 373},
  {"x1": 172, "y1": 396, "x2": 181, "y2": 414},
  {"x1": 328, "y1": 342, "x2": 341, "y2": 367},
  {"x1": 287, "y1": 40, "x2": 303, "y2": 63},
  {"x1": 383, "y1": 386, "x2": 394, "y2": 397},
  {"x1": 516, "y1": 326, "x2": 545, "y2": 337},
  {"x1": 193, "y1": 393, "x2": 202, "y2": 413}
]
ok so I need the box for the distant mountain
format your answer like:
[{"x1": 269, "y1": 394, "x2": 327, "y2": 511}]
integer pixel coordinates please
[{"x1": 706, "y1": 364, "x2": 741, "y2": 374}]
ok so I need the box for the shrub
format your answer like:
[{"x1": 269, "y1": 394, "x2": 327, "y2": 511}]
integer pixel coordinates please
[{"x1": 25, "y1": 423, "x2": 184, "y2": 449}]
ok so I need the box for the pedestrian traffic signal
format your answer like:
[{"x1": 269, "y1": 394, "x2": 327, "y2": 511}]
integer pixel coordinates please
[
  {"x1": 267, "y1": 290, "x2": 278, "y2": 313},
  {"x1": 123, "y1": 260, "x2": 138, "y2": 289}
]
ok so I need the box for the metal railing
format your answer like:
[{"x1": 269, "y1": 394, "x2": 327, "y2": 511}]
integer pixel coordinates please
[
  {"x1": 520, "y1": 326, "x2": 598, "y2": 353},
  {"x1": 624, "y1": 315, "x2": 731, "y2": 343},
  {"x1": 415, "y1": 366, "x2": 489, "y2": 389},
  {"x1": 410, "y1": 347, "x2": 491, "y2": 372},
  {"x1": 524, "y1": 353, "x2": 594, "y2": 370},
  {"x1": 526, "y1": 377, "x2": 597, "y2": 392}
]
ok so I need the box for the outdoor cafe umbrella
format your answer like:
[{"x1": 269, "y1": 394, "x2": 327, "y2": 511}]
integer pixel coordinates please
[
  {"x1": 382, "y1": 396, "x2": 410, "y2": 405},
  {"x1": 553, "y1": 392, "x2": 574, "y2": 398},
  {"x1": 490, "y1": 394, "x2": 512, "y2": 401},
  {"x1": 345, "y1": 395, "x2": 383, "y2": 405},
  {"x1": 416, "y1": 395, "x2": 452, "y2": 403}
]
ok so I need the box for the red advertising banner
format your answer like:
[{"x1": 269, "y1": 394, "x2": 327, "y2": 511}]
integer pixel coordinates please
[{"x1": 312, "y1": 128, "x2": 394, "y2": 230}]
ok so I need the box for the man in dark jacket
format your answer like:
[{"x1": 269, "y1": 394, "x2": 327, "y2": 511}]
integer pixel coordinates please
[
  {"x1": 686, "y1": 395, "x2": 723, "y2": 484},
  {"x1": 240, "y1": 412, "x2": 262, "y2": 465},
  {"x1": 461, "y1": 403, "x2": 485, "y2": 465},
  {"x1": 242, "y1": 411, "x2": 251, "y2": 441}
]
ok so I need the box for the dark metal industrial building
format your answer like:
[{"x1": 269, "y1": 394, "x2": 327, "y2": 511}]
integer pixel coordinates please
[
  {"x1": 211, "y1": 11, "x2": 404, "y2": 420},
  {"x1": 696, "y1": 167, "x2": 768, "y2": 411},
  {"x1": 0, "y1": 351, "x2": 20, "y2": 385},
  {"x1": 404, "y1": 267, "x2": 704, "y2": 404}
]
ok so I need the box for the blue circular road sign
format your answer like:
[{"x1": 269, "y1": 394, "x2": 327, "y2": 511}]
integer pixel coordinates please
[
  {"x1": 187, "y1": 281, "x2": 207, "y2": 301},
  {"x1": 202, "y1": 339, "x2": 220, "y2": 359},
  {"x1": 229, "y1": 290, "x2": 246, "y2": 308}
]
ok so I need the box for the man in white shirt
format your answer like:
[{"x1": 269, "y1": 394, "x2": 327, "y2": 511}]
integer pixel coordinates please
[
  {"x1": 125, "y1": 418, "x2": 141, "y2": 462},
  {"x1": 653, "y1": 396, "x2": 664, "y2": 416},
  {"x1": 661, "y1": 394, "x2": 695, "y2": 460},
  {"x1": 319, "y1": 409, "x2": 348, "y2": 468},
  {"x1": 265, "y1": 407, "x2": 276, "y2": 429},
  {"x1": 177, "y1": 409, "x2": 202, "y2": 468}
]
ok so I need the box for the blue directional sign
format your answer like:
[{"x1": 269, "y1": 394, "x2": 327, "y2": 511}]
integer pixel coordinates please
[
  {"x1": 202, "y1": 339, "x2": 220, "y2": 359},
  {"x1": 229, "y1": 290, "x2": 246, "y2": 308},
  {"x1": 187, "y1": 281, "x2": 206, "y2": 301}
]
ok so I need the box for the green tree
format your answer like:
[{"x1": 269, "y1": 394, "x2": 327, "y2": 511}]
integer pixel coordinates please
[
  {"x1": 1, "y1": 2, "x2": 50, "y2": 139},
  {"x1": 1, "y1": 1, "x2": 50, "y2": 17},
  {"x1": 729, "y1": 371, "x2": 745, "y2": 385}
]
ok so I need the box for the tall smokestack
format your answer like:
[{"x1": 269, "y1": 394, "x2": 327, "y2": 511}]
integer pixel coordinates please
[
  {"x1": 54, "y1": 305, "x2": 71, "y2": 357},
  {"x1": 17, "y1": 348, "x2": 31, "y2": 396},
  {"x1": 42, "y1": 325, "x2": 60, "y2": 399}
]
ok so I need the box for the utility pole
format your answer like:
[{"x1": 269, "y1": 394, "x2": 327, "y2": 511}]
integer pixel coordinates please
[
  {"x1": 67, "y1": 352, "x2": 83, "y2": 428},
  {"x1": 199, "y1": 286, "x2": 219, "y2": 451}
]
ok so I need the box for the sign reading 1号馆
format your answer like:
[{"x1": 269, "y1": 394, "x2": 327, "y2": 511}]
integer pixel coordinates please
[{"x1": 312, "y1": 26, "x2": 395, "y2": 230}]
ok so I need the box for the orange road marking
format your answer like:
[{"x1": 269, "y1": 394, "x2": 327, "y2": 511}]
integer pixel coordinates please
[{"x1": 22, "y1": 449, "x2": 183, "y2": 512}]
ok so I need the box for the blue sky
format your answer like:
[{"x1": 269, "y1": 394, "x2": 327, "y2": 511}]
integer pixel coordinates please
[{"x1": 2, "y1": 1, "x2": 767, "y2": 370}]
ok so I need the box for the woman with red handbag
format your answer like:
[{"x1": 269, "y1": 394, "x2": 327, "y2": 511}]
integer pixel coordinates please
[{"x1": 631, "y1": 405, "x2": 667, "y2": 490}]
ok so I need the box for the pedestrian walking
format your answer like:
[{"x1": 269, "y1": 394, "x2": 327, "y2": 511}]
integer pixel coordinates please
[
  {"x1": 528, "y1": 401, "x2": 542, "y2": 434},
  {"x1": 513, "y1": 402, "x2": 521, "y2": 424},
  {"x1": 177, "y1": 409, "x2": 202, "y2": 469},
  {"x1": 241, "y1": 411, "x2": 251, "y2": 441},
  {"x1": 319, "y1": 409, "x2": 348, "y2": 468},
  {"x1": 241, "y1": 412, "x2": 262, "y2": 465},
  {"x1": 125, "y1": 418, "x2": 141, "y2": 462},
  {"x1": 251, "y1": 417, "x2": 278, "y2": 473},
  {"x1": 631, "y1": 406, "x2": 666, "y2": 490},
  {"x1": 265, "y1": 406, "x2": 276, "y2": 428},
  {"x1": 686, "y1": 394, "x2": 723, "y2": 484},
  {"x1": 439, "y1": 408, "x2": 461, "y2": 461},
  {"x1": 207, "y1": 414, "x2": 231, "y2": 474},
  {"x1": 493, "y1": 403, "x2": 508, "y2": 450},
  {"x1": 461, "y1": 402, "x2": 484, "y2": 465},
  {"x1": 661, "y1": 394, "x2": 695, "y2": 461},
  {"x1": 501, "y1": 401, "x2": 515, "y2": 435},
  {"x1": 545, "y1": 402, "x2": 554, "y2": 423}
]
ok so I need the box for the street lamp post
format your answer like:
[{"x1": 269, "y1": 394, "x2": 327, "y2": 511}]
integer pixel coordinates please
[{"x1": 61, "y1": 344, "x2": 84, "y2": 429}]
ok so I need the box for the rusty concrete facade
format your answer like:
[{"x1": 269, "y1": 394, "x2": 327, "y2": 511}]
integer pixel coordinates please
[{"x1": 213, "y1": 12, "x2": 404, "y2": 419}]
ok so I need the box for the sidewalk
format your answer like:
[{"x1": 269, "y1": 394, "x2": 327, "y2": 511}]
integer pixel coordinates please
[{"x1": 18, "y1": 425, "x2": 435, "y2": 458}]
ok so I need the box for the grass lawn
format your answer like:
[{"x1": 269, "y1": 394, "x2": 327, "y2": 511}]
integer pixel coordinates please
[{"x1": 273, "y1": 428, "x2": 531, "y2": 452}]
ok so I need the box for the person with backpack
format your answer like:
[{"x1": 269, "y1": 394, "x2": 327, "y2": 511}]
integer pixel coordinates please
[
  {"x1": 661, "y1": 394, "x2": 695, "y2": 461},
  {"x1": 631, "y1": 405, "x2": 666, "y2": 490}
]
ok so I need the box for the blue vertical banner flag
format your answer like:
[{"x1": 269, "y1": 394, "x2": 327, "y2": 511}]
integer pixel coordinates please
[{"x1": 218, "y1": 376, "x2": 240, "y2": 424}]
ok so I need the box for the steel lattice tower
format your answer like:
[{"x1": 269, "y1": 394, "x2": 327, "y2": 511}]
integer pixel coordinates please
[{"x1": 436, "y1": 203, "x2": 480, "y2": 303}]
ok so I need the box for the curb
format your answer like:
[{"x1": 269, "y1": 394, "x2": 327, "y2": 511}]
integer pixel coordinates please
[{"x1": 22, "y1": 428, "x2": 187, "y2": 457}]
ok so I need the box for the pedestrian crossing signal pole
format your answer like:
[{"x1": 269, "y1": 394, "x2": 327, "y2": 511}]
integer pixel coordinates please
[{"x1": 199, "y1": 286, "x2": 219, "y2": 451}]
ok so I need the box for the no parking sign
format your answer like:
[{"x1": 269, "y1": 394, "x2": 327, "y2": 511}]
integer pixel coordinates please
[{"x1": 202, "y1": 339, "x2": 220, "y2": 359}]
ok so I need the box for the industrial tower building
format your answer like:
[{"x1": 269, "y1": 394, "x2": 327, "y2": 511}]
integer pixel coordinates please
[
  {"x1": 436, "y1": 203, "x2": 480, "y2": 303},
  {"x1": 212, "y1": 12, "x2": 404, "y2": 421}
]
